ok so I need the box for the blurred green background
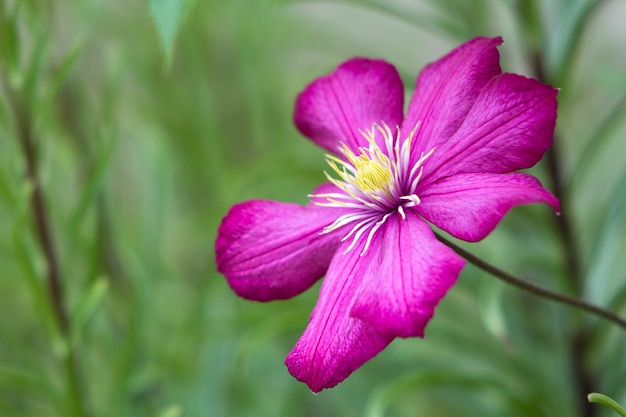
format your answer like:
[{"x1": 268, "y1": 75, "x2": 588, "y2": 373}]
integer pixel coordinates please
[{"x1": 1, "y1": 0, "x2": 625, "y2": 416}]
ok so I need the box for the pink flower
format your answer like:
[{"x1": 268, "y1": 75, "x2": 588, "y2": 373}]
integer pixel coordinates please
[{"x1": 215, "y1": 37, "x2": 559, "y2": 392}]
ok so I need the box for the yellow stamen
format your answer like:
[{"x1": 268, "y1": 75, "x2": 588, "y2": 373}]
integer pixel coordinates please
[
  {"x1": 353, "y1": 155, "x2": 392, "y2": 192},
  {"x1": 309, "y1": 121, "x2": 434, "y2": 256},
  {"x1": 335, "y1": 141, "x2": 393, "y2": 194}
]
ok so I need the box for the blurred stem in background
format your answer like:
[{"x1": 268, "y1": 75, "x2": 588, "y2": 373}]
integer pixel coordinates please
[
  {"x1": 0, "y1": 2, "x2": 89, "y2": 416},
  {"x1": 1, "y1": 73, "x2": 89, "y2": 417},
  {"x1": 516, "y1": 1, "x2": 607, "y2": 416}
]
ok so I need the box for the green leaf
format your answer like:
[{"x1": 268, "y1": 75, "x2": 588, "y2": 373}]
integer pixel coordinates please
[
  {"x1": 22, "y1": 27, "x2": 49, "y2": 107},
  {"x1": 71, "y1": 137, "x2": 116, "y2": 228},
  {"x1": 154, "y1": 405, "x2": 183, "y2": 417},
  {"x1": 340, "y1": 0, "x2": 467, "y2": 40},
  {"x1": 570, "y1": 92, "x2": 626, "y2": 189},
  {"x1": 0, "y1": 366, "x2": 56, "y2": 399},
  {"x1": 513, "y1": 0, "x2": 542, "y2": 48},
  {"x1": 45, "y1": 40, "x2": 83, "y2": 105},
  {"x1": 364, "y1": 370, "x2": 503, "y2": 417},
  {"x1": 0, "y1": 1, "x2": 20, "y2": 76},
  {"x1": 478, "y1": 275, "x2": 508, "y2": 342},
  {"x1": 545, "y1": 0, "x2": 602, "y2": 84},
  {"x1": 69, "y1": 277, "x2": 109, "y2": 347},
  {"x1": 148, "y1": 0, "x2": 193, "y2": 69},
  {"x1": 586, "y1": 168, "x2": 626, "y2": 306},
  {"x1": 588, "y1": 393, "x2": 626, "y2": 417}
]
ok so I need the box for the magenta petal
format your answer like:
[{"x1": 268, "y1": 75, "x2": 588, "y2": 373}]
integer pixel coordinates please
[
  {"x1": 294, "y1": 58, "x2": 404, "y2": 155},
  {"x1": 417, "y1": 173, "x2": 559, "y2": 242},
  {"x1": 402, "y1": 37, "x2": 503, "y2": 161},
  {"x1": 285, "y1": 239, "x2": 393, "y2": 392},
  {"x1": 351, "y1": 212, "x2": 464, "y2": 338},
  {"x1": 423, "y1": 73, "x2": 558, "y2": 181},
  {"x1": 215, "y1": 199, "x2": 340, "y2": 301}
]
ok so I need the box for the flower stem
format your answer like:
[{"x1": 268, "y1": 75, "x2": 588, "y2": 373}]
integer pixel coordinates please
[{"x1": 434, "y1": 233, "x2": 626, "y2": 330}]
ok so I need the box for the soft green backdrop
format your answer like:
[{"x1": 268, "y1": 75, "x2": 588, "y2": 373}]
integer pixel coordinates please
[{"x1": 0, "y1": 0, "x2": 625, "y2": 416}]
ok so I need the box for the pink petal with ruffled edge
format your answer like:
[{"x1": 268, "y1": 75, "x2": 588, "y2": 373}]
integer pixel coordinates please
[
  {"x1": 351, "y1": 212, "x2": 464, "y2": 338},
  {"x1": 294, "y1": 58, "x2": 404, "y2": 155},
  {"x1": 421, "y1": 73, "x2": 558, "y2": 182},
  {"x1": 215, "y1": 197, "x2": 342, "y2": 301},
  {"x1": 402, "y1": 37, "x2": 503, "y2": 164},
  {"x1": 285, "y1": 237, "x2": 394, "y2": 393},
  {"x1": 417, "y1": 173, "x2": 559, "y2": 242}
]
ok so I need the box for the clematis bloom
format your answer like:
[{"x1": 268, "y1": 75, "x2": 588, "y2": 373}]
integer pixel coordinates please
[{"x1": 215, "y1": 36, "x2": 559, "y2": 392}]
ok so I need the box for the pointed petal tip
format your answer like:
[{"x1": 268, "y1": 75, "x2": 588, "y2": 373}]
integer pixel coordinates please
[
  {"x1": 285, "y1": 329, "x2": 390, "y2": 393},
  {"x1": 548, "y1": 193, "x2": 560, "y2": 214},
  {"x1": 421, "y1": 71, "x2": 559, "y2": 180},
  {"x1": 284, "y1": 347, "x2": 345, "y2": 393},
  {"x1": 283, "y1": 239, "x2": 394, "y2": 393},
  {"x1": 403, "y1": 35, "x2": 505, "y2": 162},
  {"x1": 419, "y1": 173, "x2": 561, "y2": 242},
  {"x1": 284, "y1": 355, "x2": 328, "y2": 394}
]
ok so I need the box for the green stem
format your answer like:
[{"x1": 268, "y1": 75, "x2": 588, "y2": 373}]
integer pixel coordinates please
[
  {"x1": 2, "y1": 71, "x2": 89, "y2": 417},
  {"x1": 588, "y1": 393, "x2": 626, "y2": 417},
  {"x1": 435, "y1": 233, "x2": 626, "y2": 330}
]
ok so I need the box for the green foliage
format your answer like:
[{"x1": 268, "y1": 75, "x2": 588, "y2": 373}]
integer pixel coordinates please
[
  {"x1": 148, "y1": 0, "x2": 194, "y2": 68},
  {"x1": 589, "y1": 393, "x2": 626, "y2": 417},
  {"x1": 544, "y1": 0, "x2": 603, "y2": 85},
  {"x1": 0, "y1": 0, "x2": 625, "y2": 416}
]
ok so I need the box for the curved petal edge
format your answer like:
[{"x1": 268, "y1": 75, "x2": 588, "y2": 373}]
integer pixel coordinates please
[
  {"x1": 294, "y1": 58, "x2": 405, "y2": 155},
  {"x1": 417, "y1": 172, "x2": 559, "y2": 242},
  {"x1": 404, "y1": 36, "x2": 503, "y2": 162},
  {"x1": 351, "y1": 212, "x2": 465, "y2": 338},
  {"x1": 215, "y1": 199, "x2": 339, "y2": 301}
]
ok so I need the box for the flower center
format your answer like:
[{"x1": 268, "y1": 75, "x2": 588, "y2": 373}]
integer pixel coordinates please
[
  {"x1": 347, "y1": 149, "x2": 393, "y2": 194},
  {"x1": 353, "y1": 155, "x2": 392, "y2": 193},
  {"x1": 310, "y1": 121, "x2": 433, "y2": 256}
]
